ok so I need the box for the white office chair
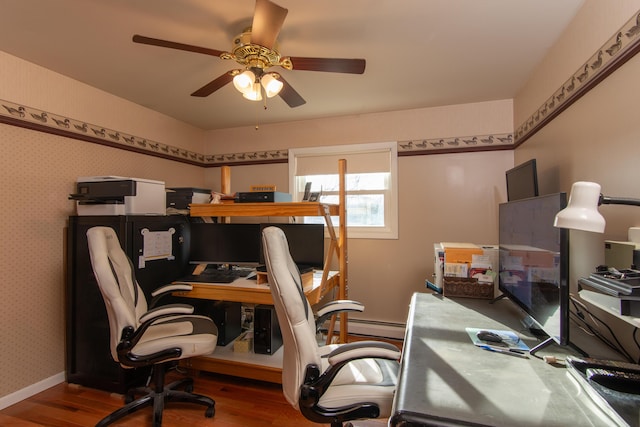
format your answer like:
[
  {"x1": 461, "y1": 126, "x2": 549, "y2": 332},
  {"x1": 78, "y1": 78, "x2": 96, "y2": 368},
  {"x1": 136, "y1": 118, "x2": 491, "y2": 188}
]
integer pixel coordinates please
[
  {"x1": 261, "y1": 226, "x2": 400, "y2": 427},
  {"x1": 86, "y1": 226, "x2": 217, "y2": 427}
]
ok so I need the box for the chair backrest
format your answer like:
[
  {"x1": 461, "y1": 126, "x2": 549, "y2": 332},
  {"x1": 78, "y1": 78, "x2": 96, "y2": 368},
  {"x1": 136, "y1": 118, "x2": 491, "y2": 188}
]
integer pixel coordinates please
[
  {"x1": 262, "y1": 226, "x2": 322, "y2": 408},
  {"x1": 86, "y1": 226, "x2": 149, "y2": 362}
]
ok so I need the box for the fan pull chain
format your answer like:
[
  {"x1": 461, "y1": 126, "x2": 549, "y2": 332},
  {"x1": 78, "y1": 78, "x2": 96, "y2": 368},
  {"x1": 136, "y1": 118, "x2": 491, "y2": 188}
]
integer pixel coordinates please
[{"x1": 255, "y1": 86, "x2": 269, "y2": 130}]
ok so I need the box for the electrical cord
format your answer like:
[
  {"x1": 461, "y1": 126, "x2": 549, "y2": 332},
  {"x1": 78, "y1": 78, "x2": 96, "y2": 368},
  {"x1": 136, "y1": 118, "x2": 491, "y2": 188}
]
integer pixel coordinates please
[
  {"x1": 570, "y1": 294, "x2": 635, "y2": 362},
  {"x1": 569, "y1": 310, "x2": 623, "y2": 357},
  {"x1": 570, "y1": 295, "x2": 633, "y2": 361}
]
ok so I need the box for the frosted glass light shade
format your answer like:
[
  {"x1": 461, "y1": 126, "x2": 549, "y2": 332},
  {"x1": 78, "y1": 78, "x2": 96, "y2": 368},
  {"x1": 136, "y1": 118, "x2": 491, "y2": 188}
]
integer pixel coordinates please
[
  {"x1": 554, "y1": 181, "x2": 606, "y2": 233},
  {"x1": 233, "y1": 70, "x2": 255, "y2": 94},
  {"x1": 261, "y1": 73, "x2": 283, "y2": 98},
  {"x1": 242, "y1": 82, "x2": 263, "y2": 101}
]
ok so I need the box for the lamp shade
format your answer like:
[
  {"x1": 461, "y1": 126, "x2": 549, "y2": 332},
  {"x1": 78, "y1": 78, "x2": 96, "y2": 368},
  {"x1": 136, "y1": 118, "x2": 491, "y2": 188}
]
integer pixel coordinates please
[
  {"x1": 261, "y1": 73, "x2": 283, "y2": 98},
  {"x1": 554, "y1": 181, "x2": 606, "y2": 233},
  {"x1": 242, "y1": 81, "x2": 263, "y2": 101},
  {"x1": 233, "y1": 70, "x2": 255, "y2": 94}
]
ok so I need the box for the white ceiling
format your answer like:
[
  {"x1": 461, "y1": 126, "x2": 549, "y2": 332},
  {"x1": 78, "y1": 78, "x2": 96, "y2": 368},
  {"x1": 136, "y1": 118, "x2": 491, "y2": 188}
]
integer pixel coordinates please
[{"x1": 0, "y1": 0, "x2": 584, "y2": 131}]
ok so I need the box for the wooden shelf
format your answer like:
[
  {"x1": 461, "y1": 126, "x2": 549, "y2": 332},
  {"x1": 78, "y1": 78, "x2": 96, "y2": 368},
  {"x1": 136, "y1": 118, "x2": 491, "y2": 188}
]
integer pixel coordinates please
[
  {"x1": 189, "y1": 201, "x2": 339, "y2": 218},
  {"x1": 184, "y1": 342, "x2": 284, "y2": 384},
  {"x1": 579, "y1": 290, "x2": 640, "y2": 327},
  {"x1": 181, "y1": 161, "x2": 348, "y2": 383},
  {"x1": 175, "y1": 271, "x2": 339, "y2": 306}
]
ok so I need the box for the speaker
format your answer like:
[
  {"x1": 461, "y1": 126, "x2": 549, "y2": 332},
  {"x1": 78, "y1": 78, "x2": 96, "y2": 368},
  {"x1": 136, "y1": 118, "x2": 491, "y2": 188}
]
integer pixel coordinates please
[
  {"x1": 210, "y1": 301, "x2": 242, "y2": 346},
  {"x1": 254, "y1": 305, "x2": 282, "y2": 355}
]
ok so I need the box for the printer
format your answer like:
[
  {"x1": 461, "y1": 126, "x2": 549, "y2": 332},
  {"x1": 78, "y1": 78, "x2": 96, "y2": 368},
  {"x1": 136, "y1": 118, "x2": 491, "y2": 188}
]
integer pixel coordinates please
[{"x1": 70, "y1": 176, "x2": 166, "y2": 215}]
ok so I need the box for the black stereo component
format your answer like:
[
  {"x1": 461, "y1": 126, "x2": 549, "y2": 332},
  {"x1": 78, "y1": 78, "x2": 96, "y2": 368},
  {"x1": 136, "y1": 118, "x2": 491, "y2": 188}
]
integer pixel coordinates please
[
  {"x1": 253, "y1": 305, "x2": 283, "y2": 355},
  {"x1": 237, "y1": 191, "x2": 292, "y2": 203}
]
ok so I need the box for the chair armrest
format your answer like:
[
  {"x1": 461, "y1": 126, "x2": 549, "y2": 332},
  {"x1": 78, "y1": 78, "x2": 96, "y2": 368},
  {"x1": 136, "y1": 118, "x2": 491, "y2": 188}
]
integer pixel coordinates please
[
  {"x1": 151, "y1": 283, "x2": 193, "y2": 297},
  {"x1": 315, "y1": 300, "x2": 364, "y2": 330},
  {"x1": 117, "y1": 310, "x2": 195, "y2": 367},
  {"x1": 149, "y1": 283, "x2": 193, "y2": 308},
  {"x1": 139, "y1": 303, "x2": 194, "y2": 324},
  {"x1": 300, "y1": 341, "x2": 401, "y2": 420},
  {"x1": 326, "y1": 340, "x2": 401, "y2": 366}
]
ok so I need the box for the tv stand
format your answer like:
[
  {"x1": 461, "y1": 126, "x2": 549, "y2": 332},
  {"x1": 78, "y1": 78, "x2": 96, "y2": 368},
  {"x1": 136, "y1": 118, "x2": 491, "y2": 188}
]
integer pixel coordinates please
[
  {"x1": 489, "y1": 293, "x2": 506, "y2": 304},
  {"x1": 528, "y1": 334, "x2": 588, "y2": 357}
]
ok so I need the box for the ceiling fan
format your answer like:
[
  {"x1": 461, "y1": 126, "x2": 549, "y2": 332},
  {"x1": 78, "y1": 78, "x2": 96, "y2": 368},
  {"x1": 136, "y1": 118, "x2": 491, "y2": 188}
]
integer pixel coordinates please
[{"x1": 132, "y1": 0, "x2": 366, "y2": 108}]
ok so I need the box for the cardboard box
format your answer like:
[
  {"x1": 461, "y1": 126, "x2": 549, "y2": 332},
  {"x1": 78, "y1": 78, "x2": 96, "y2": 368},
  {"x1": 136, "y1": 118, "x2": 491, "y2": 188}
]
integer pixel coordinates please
[
  {"x1": 437, "y1": 243, "x2": 499, "y2": 298},
  {"x1": 441, "y1": 242, "x2": 484, "y2": 264},
  {"x1": 233, "y1": 331, "x2": 253, "y2": 353}
]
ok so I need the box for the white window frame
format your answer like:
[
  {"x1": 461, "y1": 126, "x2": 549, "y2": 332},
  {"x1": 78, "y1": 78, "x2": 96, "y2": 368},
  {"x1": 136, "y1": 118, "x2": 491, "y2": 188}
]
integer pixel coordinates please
[{"x1": 289, "y1": 142, "x2": 398, "y2": 239}]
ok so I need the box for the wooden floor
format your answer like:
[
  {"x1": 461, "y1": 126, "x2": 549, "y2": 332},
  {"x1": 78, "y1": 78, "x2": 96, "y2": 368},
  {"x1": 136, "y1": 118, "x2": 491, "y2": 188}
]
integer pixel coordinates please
[{"x1": 0, "y1": 369, "x2": 389, "y2": 426}]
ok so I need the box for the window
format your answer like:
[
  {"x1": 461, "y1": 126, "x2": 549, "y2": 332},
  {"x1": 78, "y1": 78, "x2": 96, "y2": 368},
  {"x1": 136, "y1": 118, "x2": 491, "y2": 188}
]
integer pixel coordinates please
[{"x1": 289, "y1": 142, "x2": 398, "y2": 239}]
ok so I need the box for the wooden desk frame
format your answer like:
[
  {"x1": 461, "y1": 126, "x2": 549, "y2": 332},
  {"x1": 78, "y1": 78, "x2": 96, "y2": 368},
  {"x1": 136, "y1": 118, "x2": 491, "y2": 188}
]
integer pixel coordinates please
[{"x1": 178, "y1": 160, "x2": 349, "y2": 383}]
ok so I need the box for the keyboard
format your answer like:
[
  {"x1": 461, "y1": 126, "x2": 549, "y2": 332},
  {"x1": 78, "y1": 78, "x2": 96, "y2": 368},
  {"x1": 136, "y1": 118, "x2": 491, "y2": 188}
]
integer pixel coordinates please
[{"x1": 178, "y1": 268, "x2": 252, "y2": 284}]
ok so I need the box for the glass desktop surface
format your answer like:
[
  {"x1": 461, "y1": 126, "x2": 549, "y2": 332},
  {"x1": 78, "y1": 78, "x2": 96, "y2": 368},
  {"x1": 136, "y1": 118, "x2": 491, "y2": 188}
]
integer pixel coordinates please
[{"x1": 390, "y1": 293, "x2": 617, "y2": 427}]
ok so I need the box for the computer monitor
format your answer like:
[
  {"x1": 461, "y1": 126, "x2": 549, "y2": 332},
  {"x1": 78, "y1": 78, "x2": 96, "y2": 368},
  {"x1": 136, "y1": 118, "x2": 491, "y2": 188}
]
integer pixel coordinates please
[
  {"x1": 506, "y1": 159, "x2": 539, "y2": 201},
  {"x1": 259, "y1": 223, "x2": 325, "y2": 269},
  {"x1": 498, "y1": 192, "x2": 570, "y2": 355},
  {"x1": 189, "y1": 223, "x2": 261, "y2": 266}
]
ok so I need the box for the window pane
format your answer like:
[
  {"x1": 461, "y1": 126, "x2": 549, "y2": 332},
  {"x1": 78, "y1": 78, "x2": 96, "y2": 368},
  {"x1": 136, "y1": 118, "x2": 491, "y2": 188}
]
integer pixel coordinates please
[
  {"x1": 298, "y1": 172, "x2": 388, "y2": 194},
  {"x1": 346, "y1": 194, "x2": 385, "y2": 226},
  {"x1": 290, "y1": 142, "x2": 398, "y2": 239},
  {"x1": 304, "y1": 194, "x2": 385, "y2": 227}
]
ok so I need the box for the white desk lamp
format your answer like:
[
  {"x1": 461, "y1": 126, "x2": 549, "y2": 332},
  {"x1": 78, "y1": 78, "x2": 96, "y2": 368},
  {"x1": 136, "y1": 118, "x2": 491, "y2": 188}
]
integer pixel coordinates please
[{"x1": 554, "y1": 181, "x2": 640, "y2": 232}]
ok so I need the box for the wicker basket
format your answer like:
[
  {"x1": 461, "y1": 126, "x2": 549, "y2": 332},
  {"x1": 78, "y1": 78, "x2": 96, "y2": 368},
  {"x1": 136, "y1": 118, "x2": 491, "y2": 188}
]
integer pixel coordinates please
[{"x1": 443, "y1": 277, "x2": 494, "y2": 299}]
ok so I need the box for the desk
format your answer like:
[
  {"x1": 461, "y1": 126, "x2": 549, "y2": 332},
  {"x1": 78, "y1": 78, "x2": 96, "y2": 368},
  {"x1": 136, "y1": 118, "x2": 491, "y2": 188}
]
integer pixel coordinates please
[
  {"x1": 172, "y1": 271, "x2": 339, "y2": 383},
  {"x1": 389, "y1": 292, "x2": 620, "y2": 426},
  {"x1": 173, "y1": 270, "x2": 339, "y2": 306}
]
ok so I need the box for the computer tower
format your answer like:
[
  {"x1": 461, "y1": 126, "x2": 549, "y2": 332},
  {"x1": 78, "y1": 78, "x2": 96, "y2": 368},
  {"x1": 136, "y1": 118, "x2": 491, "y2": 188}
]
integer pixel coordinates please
[
  {"x1": 210, "y1": 301, "x2": 242, "y2": 346},
  {"x1": 253, "y1": 305, "x2": 283, "y2": 355}
]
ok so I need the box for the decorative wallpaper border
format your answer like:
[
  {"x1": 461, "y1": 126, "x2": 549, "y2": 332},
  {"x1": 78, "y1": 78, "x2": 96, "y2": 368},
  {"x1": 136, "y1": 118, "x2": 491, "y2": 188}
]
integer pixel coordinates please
[
  {"x1": 0, "y1": 101, "x2": 288, "y2": 167},
  {"x1": 397, "y1": 132, "x2": 514, "y2": 156},
  {"x1": 2, "y1": 10, "x2": 639, "y2": 165},
  {"x1": 515, "y1": 10, "x2": 640, "y2": 145}
]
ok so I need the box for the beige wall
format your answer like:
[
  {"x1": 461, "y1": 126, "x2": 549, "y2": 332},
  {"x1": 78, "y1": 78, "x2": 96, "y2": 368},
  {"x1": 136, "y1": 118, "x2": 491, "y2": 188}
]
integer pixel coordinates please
[
  {"x1": 0, "y1": 53, "x2": 205, "y2": 400},
  {"x1": 2, "y1": 0, "x2": 640, "y2": 403},
  {"x1": 203, "y1": 101, "x2": 514, "y2": 324},
  {"x1": 515, "y1": 0, "x2": 640, "y2": 124},
  {"x1": 514, "y1": 2, "x2": 640, "y2": 355}
]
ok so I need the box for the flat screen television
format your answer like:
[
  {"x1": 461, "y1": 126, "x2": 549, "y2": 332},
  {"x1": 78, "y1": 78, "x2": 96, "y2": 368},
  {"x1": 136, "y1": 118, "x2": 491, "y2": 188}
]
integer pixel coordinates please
[
  {"x1": 506, "y1": 159, "x2": 539, "y2": 201},
  {"x1": 189, "y1": 223, "x2": 261, "y2": 266},
  {"x1": 498, "y1": 192, "x2": 569, "y2": 355},
  {"x1": 259, "y1": 223, "x2": 325, "y2": 270}
]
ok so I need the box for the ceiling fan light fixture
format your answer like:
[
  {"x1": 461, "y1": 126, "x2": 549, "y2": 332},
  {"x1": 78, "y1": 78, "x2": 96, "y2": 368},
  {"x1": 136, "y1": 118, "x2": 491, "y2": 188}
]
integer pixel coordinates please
[
  {"x1": 242, "y1": 81, "x2": 263, "y2": 101},
  {"x1": 233, "y1": 70, "x2": 256, "y2": 94},
  {"x1": 261, "y1": 72, "x2": 283, "y2": 98}
]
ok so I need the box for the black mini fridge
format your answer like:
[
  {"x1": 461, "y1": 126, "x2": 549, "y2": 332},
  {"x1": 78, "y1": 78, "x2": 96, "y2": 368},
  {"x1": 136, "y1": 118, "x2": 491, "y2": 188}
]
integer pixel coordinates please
[{"x1": 65, "y1": 215, "x2": 190, "y2": 393}]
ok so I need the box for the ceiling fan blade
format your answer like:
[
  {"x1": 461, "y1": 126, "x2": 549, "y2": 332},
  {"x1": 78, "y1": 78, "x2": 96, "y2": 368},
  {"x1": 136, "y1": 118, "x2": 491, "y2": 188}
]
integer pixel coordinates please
[
  {"x1": 277, "y1": 76, "x2": 306, "y2": 108},
  {"x1": 251, "y1": 0, "x2": 288, "y2": 49},
  {"x1": 133, "y1": 34, "x2": 225, "y2": 57},
  {"x1": 287, "y1": 57, "x2": 366, "y2": 74},
  {"x1": 191, "y1": 71, "x2": 235, "y2": 97}
]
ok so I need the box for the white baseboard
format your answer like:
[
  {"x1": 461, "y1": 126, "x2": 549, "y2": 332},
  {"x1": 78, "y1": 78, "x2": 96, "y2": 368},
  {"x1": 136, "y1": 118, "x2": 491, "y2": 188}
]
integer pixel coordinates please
[
  {"x1": 0, "y1": 371, "x2": 65, "y2": 410},
  {"x1": 334, "y1": 319, "x2": 406, "y2": 340}
]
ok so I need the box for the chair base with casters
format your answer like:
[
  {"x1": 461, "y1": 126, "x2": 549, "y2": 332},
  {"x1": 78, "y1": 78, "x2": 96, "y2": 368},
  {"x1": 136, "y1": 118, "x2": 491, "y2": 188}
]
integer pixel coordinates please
[{"x1": 96, "y1": 361, "x2": 214, "y2": 427}]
